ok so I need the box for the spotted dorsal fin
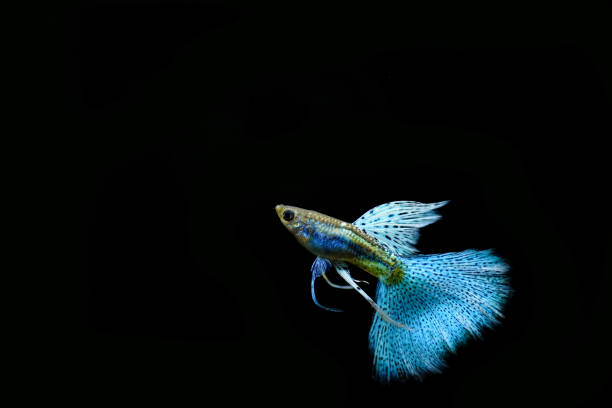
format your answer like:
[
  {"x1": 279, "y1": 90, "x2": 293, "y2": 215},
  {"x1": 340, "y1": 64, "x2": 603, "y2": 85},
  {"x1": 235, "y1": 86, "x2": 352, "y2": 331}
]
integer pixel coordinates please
[{"x1": 354, "y1": 201, "x2": 449, "y2": 256}]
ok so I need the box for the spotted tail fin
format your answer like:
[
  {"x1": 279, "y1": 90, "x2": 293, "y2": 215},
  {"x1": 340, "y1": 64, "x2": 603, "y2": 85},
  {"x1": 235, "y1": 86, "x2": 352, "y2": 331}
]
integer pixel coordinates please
[{"x1": 369, "y1": 250, "x2": 510, "y2": 382}]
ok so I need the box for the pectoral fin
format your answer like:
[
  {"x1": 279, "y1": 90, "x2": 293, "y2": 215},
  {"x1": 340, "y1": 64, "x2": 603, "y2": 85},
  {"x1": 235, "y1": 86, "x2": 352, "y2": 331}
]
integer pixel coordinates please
[{"x1": 310, "y1": 257, "x2": 343, "y2": 312}]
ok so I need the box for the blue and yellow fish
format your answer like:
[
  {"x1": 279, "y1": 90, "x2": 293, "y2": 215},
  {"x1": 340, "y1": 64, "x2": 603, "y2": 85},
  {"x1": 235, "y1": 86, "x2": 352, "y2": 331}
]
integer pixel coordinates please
[{"x1": 275, "y1": 201, "x2": 510, "y2": 382}]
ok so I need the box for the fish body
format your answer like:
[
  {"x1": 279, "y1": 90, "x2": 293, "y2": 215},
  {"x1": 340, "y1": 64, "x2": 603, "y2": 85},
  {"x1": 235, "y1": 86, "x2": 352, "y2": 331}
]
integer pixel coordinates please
[
  {"x1": 276, "y1": 201, "x2": 511, "y2": 382},
  {"x1": 275, "y1": 205, "x2": 402, "y2": 282}
]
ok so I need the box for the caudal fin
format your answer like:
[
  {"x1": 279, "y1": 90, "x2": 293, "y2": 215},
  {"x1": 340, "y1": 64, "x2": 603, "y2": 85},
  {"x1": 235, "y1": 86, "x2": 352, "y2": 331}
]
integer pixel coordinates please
[{"x1": 368, "y1": 250, "x2": 510, "y2": 382}]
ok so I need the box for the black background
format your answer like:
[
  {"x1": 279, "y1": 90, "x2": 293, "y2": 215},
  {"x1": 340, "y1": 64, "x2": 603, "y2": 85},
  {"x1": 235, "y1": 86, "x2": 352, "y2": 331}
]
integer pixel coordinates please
[{"x1": 76, "y1": 1, "x2": 610, "y2": 406}]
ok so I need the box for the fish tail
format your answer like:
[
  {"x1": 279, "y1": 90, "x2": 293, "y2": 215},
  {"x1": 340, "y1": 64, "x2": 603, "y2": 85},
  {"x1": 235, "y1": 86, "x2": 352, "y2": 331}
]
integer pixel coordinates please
[{"x1": 369, "y1": 250, "x2": 510, "y2": 382}]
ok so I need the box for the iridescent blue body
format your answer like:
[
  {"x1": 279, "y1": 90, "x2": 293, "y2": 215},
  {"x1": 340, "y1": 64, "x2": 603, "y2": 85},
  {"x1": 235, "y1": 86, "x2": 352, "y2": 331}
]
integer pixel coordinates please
[
  {"x1": 276, "y1": 201, "x2": 511, "y2": 381},
  {"x1": 278, "y1": 206, "x2": 402, "y2": 281},
  {"x1": 308, "y1": 228, "x2": 350, "y2": 257}
]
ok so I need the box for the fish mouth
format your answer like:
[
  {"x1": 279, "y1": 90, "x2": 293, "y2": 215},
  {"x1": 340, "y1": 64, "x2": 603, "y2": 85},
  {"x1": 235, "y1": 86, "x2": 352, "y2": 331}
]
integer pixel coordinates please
[{"x1": 275, "y1": 204, "x2": 285, "y2": 219}]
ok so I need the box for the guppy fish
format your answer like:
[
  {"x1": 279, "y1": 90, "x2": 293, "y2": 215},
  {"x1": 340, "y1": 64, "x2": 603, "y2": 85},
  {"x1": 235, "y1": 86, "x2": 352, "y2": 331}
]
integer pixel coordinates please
[{"x1": 275, "y1": 201, "x2": 510, "y2": 382}]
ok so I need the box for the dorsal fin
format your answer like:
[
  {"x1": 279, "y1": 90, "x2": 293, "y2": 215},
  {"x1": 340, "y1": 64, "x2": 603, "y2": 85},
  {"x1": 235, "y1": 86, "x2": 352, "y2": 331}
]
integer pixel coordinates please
[{"x1": 354, "y1": 201, "x2": 448, "y2": 256}]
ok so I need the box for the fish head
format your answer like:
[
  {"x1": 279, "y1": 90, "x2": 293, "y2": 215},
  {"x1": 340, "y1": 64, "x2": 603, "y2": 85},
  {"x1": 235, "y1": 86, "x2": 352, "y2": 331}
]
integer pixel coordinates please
[
  {"x1": 275, "y1": 204, "x2": 315, "y2": 246},
  {"x1": 276, "y1": 204, "x2": 353, "y2": 260}
]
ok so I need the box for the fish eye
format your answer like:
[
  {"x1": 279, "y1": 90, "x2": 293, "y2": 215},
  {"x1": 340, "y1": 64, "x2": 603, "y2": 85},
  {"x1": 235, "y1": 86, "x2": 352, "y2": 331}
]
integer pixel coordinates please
[{"x1": 282, "y1": 210, "x2": 295, "y2": 221}]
